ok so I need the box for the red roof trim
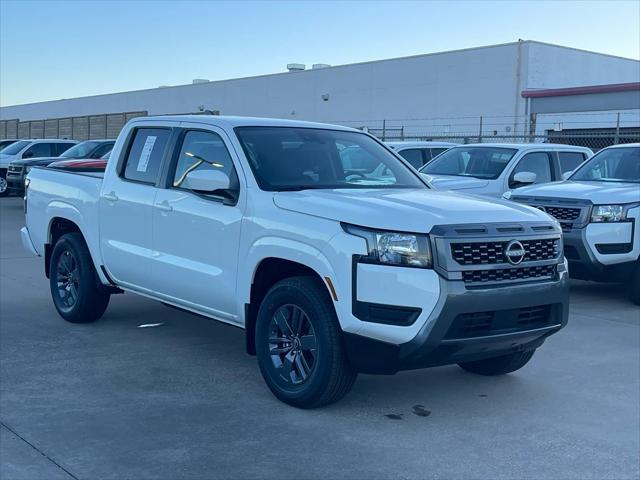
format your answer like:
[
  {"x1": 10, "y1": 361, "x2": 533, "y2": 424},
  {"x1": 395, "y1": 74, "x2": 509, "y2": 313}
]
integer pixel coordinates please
[{"x1": 521, "y1": 82, "x2": 640, "y2": 98}]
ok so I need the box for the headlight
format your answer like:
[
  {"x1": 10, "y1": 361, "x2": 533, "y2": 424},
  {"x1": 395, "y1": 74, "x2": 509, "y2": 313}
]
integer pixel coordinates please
[
  {"x1": 343, "y1": 224, "x2": 432, "y2": 268},
  {"x1": 24, "y1": 166, "x2": 31, "y2": 174},
  {"x1": 591, "y1": 205, "x2": 627, "y2": 223}
]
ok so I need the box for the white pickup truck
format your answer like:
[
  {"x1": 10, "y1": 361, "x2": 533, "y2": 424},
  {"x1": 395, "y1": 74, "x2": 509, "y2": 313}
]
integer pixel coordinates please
[
  {"x1": 505, "y1": 143, "x2": 640, "y2": 304},
  {"x1": 21, "y1": 116, "x2": 570, "y2": 408},
  {"x1": 419, "y1": 143, "x2": 593, "y2": 197}
]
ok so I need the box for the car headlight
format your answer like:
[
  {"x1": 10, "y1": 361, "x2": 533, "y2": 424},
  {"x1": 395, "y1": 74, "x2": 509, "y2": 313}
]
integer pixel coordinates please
[
  {"x1": 591, "y1": 205, "x2": 627, "y2": 223},
  {"x1": 342, "y1": 224, "x2": 432, "y2": 268},
  {"x1": 24, "y1": 166, "x2": 31, "y2": 174}
]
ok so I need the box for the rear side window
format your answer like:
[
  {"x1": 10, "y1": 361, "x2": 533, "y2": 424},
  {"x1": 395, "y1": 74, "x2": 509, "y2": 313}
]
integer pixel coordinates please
[
  {"x1": 430, "y1": 148, "x2": 448, "y2": 159},
  {"x1": 173, "y1": 130, "x2": 235, "y2": 188},
  {"x1": 398, "y1": 149, "x2": 424, "y2": 169},
  {"x1": 558, "y1": 152, "x2": 586, "y2": 176},
  {"x1": 123, "y1": 128, "x2": 171, "y2": 184},
  {"x1": 55, "y1": 143, "x2": 75, "y2": 156}
]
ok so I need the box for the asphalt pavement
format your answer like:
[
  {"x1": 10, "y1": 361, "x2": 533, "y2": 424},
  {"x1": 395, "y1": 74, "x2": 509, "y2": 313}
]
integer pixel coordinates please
[{"x1": 1, "y1": 196, "x2": 638, "y2": 480}]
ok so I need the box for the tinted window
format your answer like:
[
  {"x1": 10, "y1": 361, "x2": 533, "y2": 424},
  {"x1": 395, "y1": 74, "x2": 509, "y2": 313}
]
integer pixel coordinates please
[
  {"x1": 122, "y1": 128, "x2": 171, "y2": 184},
  {"x1": 421, "y1": 146, "x2": 517, "y2": 179},
  {"x1": 512, "y1": 152, "x2": 552, "y2": 184},
  {"x1": 429, "y1": 148, "x2": 448, "y2": 159},
  {"x1": 398, "y1": 149, "x2": 424, "y2": 169},
  {"x1": 0, "y1": 140, "x2": 30, "y2": 155},
  {"x1": 60, "y1": 141, "x2": 101, "y2": 158},
  {"x1": 91, "y1": 142, "x2": 114, "y2": 158},
  {"x1": 235, "y1": 127, "x2": 425, "y2": 191},
  {"x1": 0, "y1": 140, "x2": 18, "y2": 151},
  {"x1": 571, "y1": 147, "x2": 639, "y2": 183},
  {"x1": 558, "y1": 152, "x2": 586, "y2": 176},
  {"x1": 173, "y1": 131, "x2": 235, "y2": 188},
  {"x1": 55, "y1": 143, "x2": 76, "y2": 156},
  {"x1": 23, "y1": 143, "x2": 53, "y2": 158}
]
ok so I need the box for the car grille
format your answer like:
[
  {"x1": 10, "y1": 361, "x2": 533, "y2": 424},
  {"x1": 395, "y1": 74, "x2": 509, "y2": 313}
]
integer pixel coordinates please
[
  {"x1": 462, "y1": 264, "x2": 557, "y2": 284},
  {"x1": 445, "y1": 305, "x2": 554, "y2": 339},
  {"x1": 542, "y1": 206, "x2": 581, "y2": 221},
  {"x1": 451, "y1": 238, "x2": 559, "y2": 265},
  {"x1": 7, "y1": 165, "x2": 23, "y2": 174}
]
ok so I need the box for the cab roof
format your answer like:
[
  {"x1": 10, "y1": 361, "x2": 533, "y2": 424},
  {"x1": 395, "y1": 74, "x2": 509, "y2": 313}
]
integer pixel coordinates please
[
  {"x1": 137, "y1": 115, "x2": 359, "y2": 132},
  {"x1": 450, "y1": 142, "x2": 593, "y2": 152}
]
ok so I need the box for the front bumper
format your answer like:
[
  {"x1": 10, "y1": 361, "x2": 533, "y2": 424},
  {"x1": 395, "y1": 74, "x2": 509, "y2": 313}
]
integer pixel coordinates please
[
  {"x1": 563, "y1": 227, "x2": 636, "y2": 282},
  {"x1": 20, "y1": 227, "x2": 39, "y2": 257},
  {"x1": 344, "y1": 269, "x2": 569, "y2": 374},
  {"x1": 6, "y1": 173, "x2": 25, "y2": 192}
]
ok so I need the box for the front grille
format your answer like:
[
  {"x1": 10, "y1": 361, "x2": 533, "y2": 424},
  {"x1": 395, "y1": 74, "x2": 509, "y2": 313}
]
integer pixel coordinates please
[
  {"x1": 445, "y1": 305, "x2": 554, "y2": 339},
  {"x1": 451, "y1": 238, "x2": 558, "y2": 265},
  {"x1": 7, "y1": 165, "x2": 23, "y2": 173},
  {"x1": 542, "y1": 206, "x2": 581, "y2": 221},
  {"x1": 462, "y1": 264, "x2": 557, "y2": 284}
]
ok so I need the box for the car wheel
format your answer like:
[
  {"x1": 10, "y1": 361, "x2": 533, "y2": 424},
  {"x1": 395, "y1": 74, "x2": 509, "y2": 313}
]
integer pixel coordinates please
[
  {"x1": 50, "y1": 232, "x2": 110, "y2": 323},
  {"x1": 629, "y1": 262, "x2": 640, "y2": 306},
  {"x1": 255, "y1": 276, "x2": 357, "y2": 408},
  {"x1": 458, "y1": 349, "x2": 536, "y2": 376},
  {"x1": 0, "y1": 172, "x2": 8, "y2": 197}
]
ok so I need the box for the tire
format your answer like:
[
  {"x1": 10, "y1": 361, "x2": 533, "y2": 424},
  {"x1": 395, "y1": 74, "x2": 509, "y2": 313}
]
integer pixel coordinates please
[
  {"x1": 629, "y1": 262, "x2": 640, "y2": 306},
  {"x1": 49, "y1": 232, "x2": 110, "y2": 323},
  {"x1": 458, "y1": 349, "x2": 536, "y2": 376},
  {"x1": 255, "y1": 276, "x2": 357, "y2": 408},
  {"x1": 0, "y1": 170, "x2": 8, "y2": 197}
]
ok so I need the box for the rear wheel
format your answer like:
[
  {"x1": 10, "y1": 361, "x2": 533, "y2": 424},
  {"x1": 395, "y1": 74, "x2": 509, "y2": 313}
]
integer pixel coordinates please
[
  {"x1": 255, "y1": 276, "x2": 356, "y2": 408},
  {"x1": 458, "y1": 349, "x2": 536, "y2": 376},
  {"x1": 49, "y1": 233, "x2": 110, "y2": 323}
]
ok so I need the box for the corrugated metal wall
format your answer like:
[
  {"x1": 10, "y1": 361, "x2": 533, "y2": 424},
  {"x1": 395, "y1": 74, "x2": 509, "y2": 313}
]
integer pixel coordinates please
[{"x1": 0, "y1": 111, "x2": 147, "y2": 140}]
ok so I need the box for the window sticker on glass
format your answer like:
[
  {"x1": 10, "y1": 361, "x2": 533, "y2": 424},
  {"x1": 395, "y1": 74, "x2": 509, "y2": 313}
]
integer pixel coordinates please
[{"x1": 137, "y1": 136, "x2": 157, "y2": 172}]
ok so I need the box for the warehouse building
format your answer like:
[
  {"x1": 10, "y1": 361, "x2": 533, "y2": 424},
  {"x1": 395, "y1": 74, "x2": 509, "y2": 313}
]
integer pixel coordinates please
[{"x1": 1, "y1": 40, "x2": 639, "y2": 145}]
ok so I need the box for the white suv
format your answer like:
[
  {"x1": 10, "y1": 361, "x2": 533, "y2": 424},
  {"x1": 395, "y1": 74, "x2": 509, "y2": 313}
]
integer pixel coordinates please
[
  {"x1": 419, "y1": 143, "x2": 592, "y2": 197},
  {"x1": 506, "y1": 143, "x2": 640, "y2": 304},
  {"x1": 385, "y1": 141, "x2": 456, "y2": 169}
]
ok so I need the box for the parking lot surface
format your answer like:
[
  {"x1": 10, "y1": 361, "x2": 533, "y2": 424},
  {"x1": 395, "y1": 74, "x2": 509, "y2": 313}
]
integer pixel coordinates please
[{"x1": 1, "y1": 196, "x2": 638, "y2": 480}]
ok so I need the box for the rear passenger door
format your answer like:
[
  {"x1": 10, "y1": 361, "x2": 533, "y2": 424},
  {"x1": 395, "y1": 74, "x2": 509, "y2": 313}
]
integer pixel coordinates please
[
  {"x1": 149, "y1": 124, "x2": 244, "y2": 321},
  {"x1": 100, "y1": 125, "x2": 174, "y2": 290}
]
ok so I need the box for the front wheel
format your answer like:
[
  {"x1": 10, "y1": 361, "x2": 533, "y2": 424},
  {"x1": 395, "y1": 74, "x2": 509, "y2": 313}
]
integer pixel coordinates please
[
  {"x1": 50, "y1": 233, "x2": 110, "y2": 323},
  {"x1": 255, "y1": 276, "x2": 357, "y2": 408},
  {"x1": 458, "y1": 349, "x2": 536, "y2": 376},
  {"x1": 0, "y1": 171, "x2": 8, "y2": 197},
  {"x1": 629, "y1": 262, "x2": 640, "y2": 306}
]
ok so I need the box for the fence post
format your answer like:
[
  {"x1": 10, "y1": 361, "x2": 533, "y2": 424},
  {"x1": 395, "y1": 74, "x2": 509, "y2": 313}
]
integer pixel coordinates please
[
  {"x1": 529, "y1": 113, "x2": 537, "y2": 143},
  {"x1": 382, "y1": 120, "x2": 386, "y2": 141},
  {"x1": 614, "y1": 112, "x2": 620, "y2": 145},
  {"x1": 478, "y1": 116, "x2": 483, "y2": 143},
  {"x1": 400, "y1": 126, "x2": 404, "y2": 141}
]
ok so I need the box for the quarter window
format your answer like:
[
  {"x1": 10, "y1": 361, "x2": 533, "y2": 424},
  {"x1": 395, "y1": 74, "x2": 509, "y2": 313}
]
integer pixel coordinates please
[
  {"x1": 173, "y1": 130, "x2": 235, "y2": 189},
  {"x1": 512, "y1": 152, "x2": 552, "y2": 185},
  {"x1": 122, "y1": 128, "x2": 171, "y2": 184}
]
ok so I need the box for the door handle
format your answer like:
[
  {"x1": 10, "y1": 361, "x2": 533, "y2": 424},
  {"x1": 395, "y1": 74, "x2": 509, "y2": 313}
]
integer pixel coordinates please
[
  {"x1": 103, "y1": 191, "x2": 118, "y2": 202},
  {"x1": 155, "y1": 201, "x2": 173, "y2": 212}
]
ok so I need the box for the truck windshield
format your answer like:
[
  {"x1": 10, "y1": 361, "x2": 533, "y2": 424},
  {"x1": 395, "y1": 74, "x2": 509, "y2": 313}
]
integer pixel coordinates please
[
  {"x1": 569, "y1": 146, "x2": 639, "y2": 183},
  {"x1": 1, "y1": 140, "x2": 30, "y2": 155},
  {"x1": 235, "y1": 127, "x2": 426, "y2": 191},
  {"x1": 61, "y1": 141, "x2": 100, "y2": 158},
  {"x1": 420, "y1": 146, "x2": 517, "y2": 180}
]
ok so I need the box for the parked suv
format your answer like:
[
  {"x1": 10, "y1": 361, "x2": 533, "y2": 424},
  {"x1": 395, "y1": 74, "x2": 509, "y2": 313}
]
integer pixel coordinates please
[
  {"x1": 506, "y1": 143, "x2": 640, "y2": 304},
  {"x1": 0, "y1": 139, "x2": 78, "y2": 196},
  {"x1": 22, "y1": 116, "x2": 569, "y2": 407},
  {"x1": 386, "y1": 141, "x2": 456, "y2": 169},
  {"x1": 419, "y1": 143, "x2": 592, "y2": 197},
  {"x1": 7, "y1": 139, "x2": 113, "y2": 194}
]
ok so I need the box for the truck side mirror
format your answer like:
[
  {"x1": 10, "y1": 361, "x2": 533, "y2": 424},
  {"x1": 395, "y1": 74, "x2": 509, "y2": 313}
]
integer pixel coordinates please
[
  {"x1": 511, "y1": 171, "x2": 537, "y2": 187},
  {"x1": 184, "y1": 169, "x2": 230, "y2": 194}
]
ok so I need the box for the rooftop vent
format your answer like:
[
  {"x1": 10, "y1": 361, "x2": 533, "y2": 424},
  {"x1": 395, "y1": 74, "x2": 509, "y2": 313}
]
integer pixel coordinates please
[
  {"x1": 192, "y1": 78, "x2": 210, "y2": 84},
  {"x1": 287, "y1": 63, "x2": 306, "y2": 72},
  {"x1": 312, "y1": 64, "x2": 331, "y2": 69}
]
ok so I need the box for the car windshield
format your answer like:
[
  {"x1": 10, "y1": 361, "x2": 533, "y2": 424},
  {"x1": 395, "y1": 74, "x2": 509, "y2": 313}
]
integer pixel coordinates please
[
  {"x1": 570, "y1": 146, "x2": 640, "y2": 183},
  {"x1": 1, "y1": 140, "x2": 30, "y2": 155},
  {"x1": 61, "y1": 141, "x2": 100, "y2": 158},
  {"x1": 420, "y1": 146, "x2": 518, "y2": 179},
  {"x1": 235, "y1": 127, "x2": 426, "y2": 191}
]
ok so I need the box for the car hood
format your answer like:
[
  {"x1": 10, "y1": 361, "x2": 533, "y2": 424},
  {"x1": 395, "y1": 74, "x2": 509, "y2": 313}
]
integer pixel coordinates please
[
  {"x1": 421, "y1": 173, "x2": 490, "y2": 191},
  {"x1": 273, "y1": 188, "x2": 550, "y2": 232},
  {"x1": 510, "y1": 180, "x2": 640, "y2": 205}
]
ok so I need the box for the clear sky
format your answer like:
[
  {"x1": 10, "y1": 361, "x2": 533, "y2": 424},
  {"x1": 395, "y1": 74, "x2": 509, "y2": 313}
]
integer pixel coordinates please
[{"x1": 1, "y1": 0, "x2": 639, "y2": 107}]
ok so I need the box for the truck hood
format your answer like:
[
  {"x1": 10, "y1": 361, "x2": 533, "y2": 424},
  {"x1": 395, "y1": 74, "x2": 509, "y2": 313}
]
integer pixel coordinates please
[
  {"x1": 273, "y1": 188, "x2": 549, "y2": 232},
  {"x1": 511, "y1": 180, "x2": 640, "y2": 205},
  {"x1": 421, "y1": 173, "x2": 490, "y2": 191},
  {"x1": 9, "y1": 157, "x2": 61, "y2": 167}
]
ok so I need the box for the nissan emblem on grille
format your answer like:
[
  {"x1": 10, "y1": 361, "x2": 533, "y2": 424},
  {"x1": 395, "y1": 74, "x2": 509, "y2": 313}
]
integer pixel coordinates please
[{"x1": 504, "y1": 240, "x2": 526, "y2": 265}]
